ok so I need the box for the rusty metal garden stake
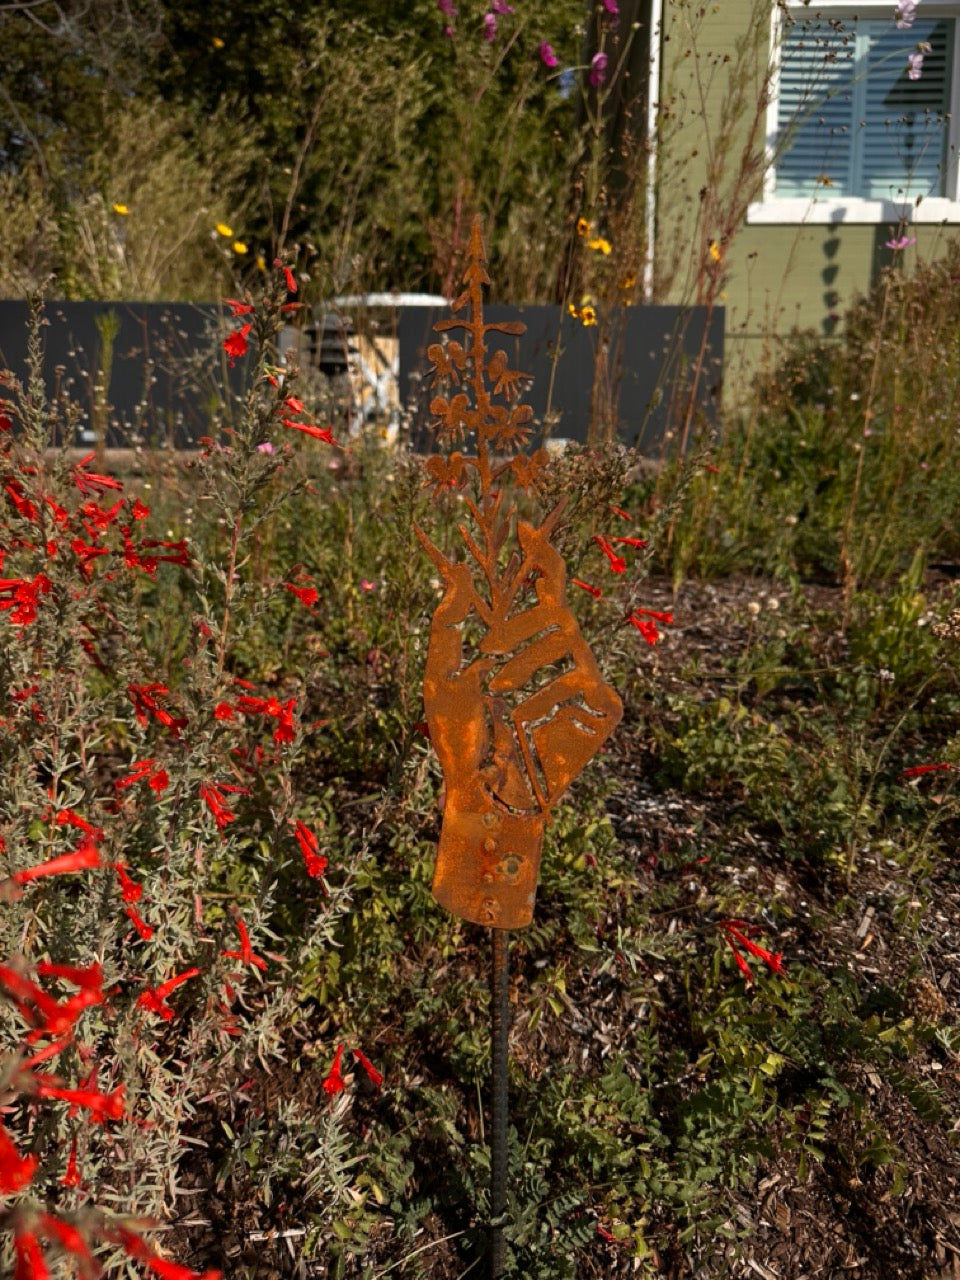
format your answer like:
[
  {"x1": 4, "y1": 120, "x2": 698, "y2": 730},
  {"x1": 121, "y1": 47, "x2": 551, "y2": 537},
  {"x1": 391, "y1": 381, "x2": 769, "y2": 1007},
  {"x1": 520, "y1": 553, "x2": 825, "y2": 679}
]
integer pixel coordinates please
[
  {"x1": 489, "y1": 928, "x2": 510, "y2": 1278},
  {"x1": 417, "y1": 217, "x2": 622, "y2": 1277}
]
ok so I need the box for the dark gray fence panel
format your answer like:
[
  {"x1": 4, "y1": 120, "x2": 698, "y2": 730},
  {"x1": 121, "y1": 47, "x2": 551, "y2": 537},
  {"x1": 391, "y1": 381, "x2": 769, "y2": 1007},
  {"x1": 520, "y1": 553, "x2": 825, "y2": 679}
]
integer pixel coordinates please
[{"x1": 398, "y1": 304, "x2": 724, "y2": 452}]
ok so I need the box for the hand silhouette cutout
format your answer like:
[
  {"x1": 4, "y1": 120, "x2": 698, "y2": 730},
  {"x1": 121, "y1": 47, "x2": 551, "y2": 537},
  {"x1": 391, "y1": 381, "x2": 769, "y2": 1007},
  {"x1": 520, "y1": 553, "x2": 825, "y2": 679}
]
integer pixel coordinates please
[{"x1": 423, "y1": 519, "x2": 622, "y2": 928}]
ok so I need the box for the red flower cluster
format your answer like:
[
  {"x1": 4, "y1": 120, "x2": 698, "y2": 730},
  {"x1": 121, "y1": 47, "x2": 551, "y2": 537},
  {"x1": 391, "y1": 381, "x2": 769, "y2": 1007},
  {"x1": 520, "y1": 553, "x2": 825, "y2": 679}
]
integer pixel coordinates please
[
  {"x1": 293, "y1": 820, "x2": 327, "y2": 879},
  {"x1": 322, "y1": 1043, "x2": 383, "y2": 1097},
  {"x1": 0, "y1": 572, "x2": 51, "y2": 625},
  {"x1": 128, "y1": 684, "x2": 188, "y2": 737},
  {"x1": 628, "y1": 607, "x2": 673, "y2": 646},
  {"x1": 221, "y1": 916, "x2": 268, "y2": 971},
  {"x1": 137, "y1": 968, "x2": 201, "y2": 1021},
  {"x1": 720, "y1": 920, "x2": 784, "y2": 984}
]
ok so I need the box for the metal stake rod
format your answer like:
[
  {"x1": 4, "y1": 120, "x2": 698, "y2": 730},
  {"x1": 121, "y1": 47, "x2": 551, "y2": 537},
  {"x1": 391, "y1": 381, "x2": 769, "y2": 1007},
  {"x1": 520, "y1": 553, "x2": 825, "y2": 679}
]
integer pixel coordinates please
[{"x1": 490, "y1": 926, "x2": 510, "y2": 1279}]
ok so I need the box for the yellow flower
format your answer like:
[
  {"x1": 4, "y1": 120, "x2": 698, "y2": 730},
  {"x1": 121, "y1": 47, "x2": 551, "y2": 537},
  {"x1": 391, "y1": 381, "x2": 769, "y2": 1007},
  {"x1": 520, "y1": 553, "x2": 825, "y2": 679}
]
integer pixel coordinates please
[
  {"x1": 576, "y1": 217, "x2": 590, "y2": 237},
  {"x1": 112, "y1": 203, "x2": 130, "y2": 216},
  {"x1": 256, "y1": 254, "x2": 267, "y2": 273},
  {"x1": 581, "y1": 305, "x2": 597, "y2": 327},
  {"x1": 621, "y1": 272, "x2": 638, "y2": 290},
  {"x1": 567, "y1": 303, "x2": 579, "y2": 318},
  {"x1": 232, "y1": 241, "x2": 248, "y2": 255},
  {"x1": 708, "y1": 240, "x2": 721, "y2": 263},
  {"x1": 588, "y1": 237, "x2": 612, "y2": 255},
  {"x1": 211, "y1": 36, "x2": 225, "y2": 48},
  {"x1": 215, "y1": 223, "x2": 234, "y2": 238},
  {"x1": 816, "y1": 174, "x2": 834, "y2": 188}
]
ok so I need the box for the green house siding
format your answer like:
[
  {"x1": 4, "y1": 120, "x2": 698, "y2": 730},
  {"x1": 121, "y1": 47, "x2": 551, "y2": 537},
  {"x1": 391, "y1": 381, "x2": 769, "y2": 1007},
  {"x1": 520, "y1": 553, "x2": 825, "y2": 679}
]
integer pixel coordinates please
[{"x1": 652, "y1": 0, "x2": 960, "y2": 398}]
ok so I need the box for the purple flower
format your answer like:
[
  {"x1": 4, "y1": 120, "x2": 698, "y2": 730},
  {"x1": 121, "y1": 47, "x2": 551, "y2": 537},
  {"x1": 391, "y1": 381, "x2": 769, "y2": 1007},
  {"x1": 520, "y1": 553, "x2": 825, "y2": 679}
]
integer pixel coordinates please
[
  {"x1": 483, "y1": 11, "x2": 496, "y2": 40},
  {"x1": 491, "y1": 0, "x2": 514, "y2": 12},
  {"x1": 444, "y1": 23, "x2": 455, "y2": 39},
  {"x1": 540, "y1": 41, "x2": 558, "y2": 68},
  {"x1": 256, "y1": 441, "x2": 275, "y2": 454},
  {"x1": 437, "y1": 0, "x2": 457, "y2": 15},
  {"x1": 885, "y1": 234, "x2": 917, "y2": 250},
  {"x1": 589, "y1": 51, "x2": 608, "y2": 87},
  {"x1": 895, "y1": 1, "x2": 917, "y2": 29},
  {"x1": 602, "y1": 0, "x2": 620, "y2": 16}
]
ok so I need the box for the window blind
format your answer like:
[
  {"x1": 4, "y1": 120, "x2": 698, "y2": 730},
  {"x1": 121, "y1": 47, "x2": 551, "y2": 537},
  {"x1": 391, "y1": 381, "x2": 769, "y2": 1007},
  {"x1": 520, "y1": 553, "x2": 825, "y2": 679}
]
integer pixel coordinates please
[{"x1": 776, "y1": 15, "x2": 953, "y2": 199}]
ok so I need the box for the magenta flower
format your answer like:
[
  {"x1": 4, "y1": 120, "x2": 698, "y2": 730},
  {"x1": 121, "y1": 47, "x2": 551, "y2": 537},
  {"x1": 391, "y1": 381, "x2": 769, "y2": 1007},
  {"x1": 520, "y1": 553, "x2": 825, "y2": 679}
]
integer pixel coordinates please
[
  {"x1": 437, "y1": 0, "x2": 457, "y2": 14},
  {"x1": 602, "y1": 0, "x2": 619, "y2": 16},
  {"x1": 491, "y1": 0, "x2": 513, "y2": 11},
  {"x1": 589, "y1": 51, "x2": 608, "y2": 87},
  {"x1": 256, "y1": 441, "x2": 275, "y2": 454},
  {"x1": 483, "y1": 11, "x2": 496, "y2": 40},
  {"x1": 540, "y1": 41, "x2": 558, "y2": 68},
  {"x1": 885, "y1": 234, "x2": 917, "y2": 250}
]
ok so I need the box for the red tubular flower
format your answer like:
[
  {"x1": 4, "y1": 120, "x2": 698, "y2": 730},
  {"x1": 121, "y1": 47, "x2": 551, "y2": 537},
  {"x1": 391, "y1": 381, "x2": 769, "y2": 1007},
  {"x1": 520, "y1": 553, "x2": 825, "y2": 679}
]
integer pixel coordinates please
[
  {"x1": 149, "y1": 768, "x2": 169, "y2": 792},
  {"x1": 353, "y1": 1048, "x2": 383, "y2": 1091},
  {"x1": 593, "y1": 535, "x2": 626, "y2": 575},
  {"x1": 36, "y1": 1213, "x2": 97, "y2": 1275},
  {"x1": 61, "y1": 1135, "x2": 81, "y2": 1187},
  {"x1": 213, "y1": 701, "x2": 235, "y2": 720},
  {"x1": 282, "y1": 266, "x2": 297, "y2": 294},
  {"x1": 5, "y1": 479, "x2": 39, "y2": 521},
  {"x1": 285, "y1": 583, "x2": 319, "y2": 609},
  {"x1": 33, "y1": 1076, "x2": 126, "y2": 1121},
  {"x1": 902, "y1": 762, "x2": 954, "y2": 778},
  {"x1": 113, "y1": 863, "x2": 143, "y2": 902},
  {"x1": 0, "y1": 1120, "x2": 38, "y2": 1192},
  {"x1": 132, "y1": 498, "x2": 150, "y2": 520},
  {"x1": 55, "y1": 809, "x2": 104, "y2": 841},
  {"x1": 73, "y1": 455, "x2": 123, "y2": 497},
  {"x1": 322, "y1": 1044, "x2": 345, "y2": 1097},
  {"x1": 608, "y1": 536, "x2": 648, "y2": 549},
  {"x1": 200, "y1": 784, "x2": 236, "y2": 830},
  {"x1": 235, "y1": 694, "x2": 270, "y2": 715},
  {"x1": 22, "y1": 1036, "x2": 73, "y2": 1069},
  {"x1": 224, "y1": 299, "x2": 254, "y2": 317},
  {"x1": 127, "y1": 684, "x2": 187, "y2": 737},
  {"x1": 293, "y1": 821, "x2": 327, "y2": 878},
  {"x1": 115, "y1": 760, "x2": 156, "y2": 791},
  {"x1": 110, "y1": 1228, "x2": 222, "y2": 1280},
  {"x1": 11, "y1": 838, "x2": 103, "y2": 885},
  {"x1": 44, "y1": 495, "x2": 70, "y2": 526},
  {"x1": 223, "y1": 324, "x2": 252, "y2": 366},
  {"x1": 571, "y1": 578, "x2": 602, "y2": 598},
  {"x1": 282, "y1": 395, "x2": 304, "y2": 414},
  {"x1": 282, "y1": 419, "x2": 338, "y2": 445},
  {"x1": 221, "y1": 916, "x2": 267, "y2": 971},
  {"x1": 14, "y1": 1232, "x2": 49, "y2": 1280},
  {"x1": 720, "y1": 920, "x2": 784, "y2": 984},
  {"x1": 125, "y1": 907, "x2": 154, "y2": 941},
  {"x1": 137, "y1": 968, "x2": 201, "y2": 1020},
  {"x1": 35, "y1": 961, "x2": 103, "y2": 992},
  {"x1": 608, "y1": 504, "x2": 631, "y2": 520},
  {"x1": 273, "y1": 698, "x2": 297, "y2": 744},
  {"x1": 0, "y1": 573, "x2": 51, "y2": 625},
  {"x1": 628, "y1": 608, "x2": 673, "y2": 646}
]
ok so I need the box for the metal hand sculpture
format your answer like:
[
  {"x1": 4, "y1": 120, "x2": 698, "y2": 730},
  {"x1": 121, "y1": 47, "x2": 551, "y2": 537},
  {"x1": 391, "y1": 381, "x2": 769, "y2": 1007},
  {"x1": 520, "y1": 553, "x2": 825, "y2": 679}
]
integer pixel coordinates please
[{"x1": 417, "y1": 218, "x2": 622, "y2": 930}]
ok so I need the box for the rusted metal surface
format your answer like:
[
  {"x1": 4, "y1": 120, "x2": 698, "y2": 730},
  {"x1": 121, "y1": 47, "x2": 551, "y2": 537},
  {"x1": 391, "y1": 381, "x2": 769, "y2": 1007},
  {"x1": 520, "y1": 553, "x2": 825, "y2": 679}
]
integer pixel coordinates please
[{"x1": 417, "y1": 218, "x2": 622, "y2": 930}]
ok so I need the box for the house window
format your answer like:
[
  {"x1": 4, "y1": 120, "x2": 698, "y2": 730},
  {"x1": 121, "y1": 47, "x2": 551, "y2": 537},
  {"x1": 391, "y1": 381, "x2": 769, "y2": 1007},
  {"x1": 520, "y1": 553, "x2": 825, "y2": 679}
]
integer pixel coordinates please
[{"x1": 749, "y1": 3, "x2": 960, "y2": 223}]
